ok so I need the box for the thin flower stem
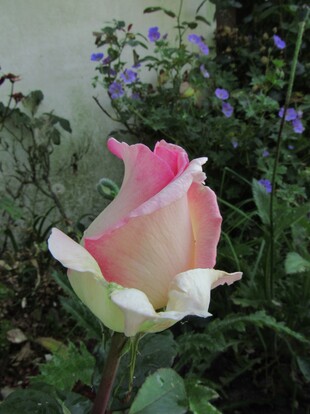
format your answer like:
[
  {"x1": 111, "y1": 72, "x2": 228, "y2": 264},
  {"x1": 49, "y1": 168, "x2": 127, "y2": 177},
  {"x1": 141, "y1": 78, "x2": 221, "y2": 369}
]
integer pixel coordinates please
[
  {"x1": 268, "y1": 6, "x2": 309, "y2": 299},
  {"x1": 177, "y1": 0, "x2": 184, "y2": 48},
  {"x1": 92, "y1": 333, "x2": 128, "y2": 414}
]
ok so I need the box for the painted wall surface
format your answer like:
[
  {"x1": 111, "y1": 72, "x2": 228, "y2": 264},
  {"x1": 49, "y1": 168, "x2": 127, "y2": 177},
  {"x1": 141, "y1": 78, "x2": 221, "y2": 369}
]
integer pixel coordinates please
[{"x1": 0, "y1": 0, "x2": 215, "y2": 220}]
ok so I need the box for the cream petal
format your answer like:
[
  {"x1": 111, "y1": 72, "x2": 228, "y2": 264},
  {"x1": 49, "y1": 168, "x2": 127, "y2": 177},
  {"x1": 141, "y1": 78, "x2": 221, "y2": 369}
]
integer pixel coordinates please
[
  {"x1": 111, "y1": 287, "x2": 186, "y2": 336},
  {"x1": 48, "y1": 228, "x2": 103, "y2": 278},
  {"x1": 68, "y1": 270, "x2": 125, "y2": 333},
  {"x1": 48, "y1": 228, "x2": 124, "y2": 333},
  {"x1": 166, "y1": 268, "x2": 242, "y2": 315}
]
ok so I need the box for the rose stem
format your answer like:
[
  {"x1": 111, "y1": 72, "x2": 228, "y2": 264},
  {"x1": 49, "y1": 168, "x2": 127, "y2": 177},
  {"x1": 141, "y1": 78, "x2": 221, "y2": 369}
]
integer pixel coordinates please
[{"x1": 92, "y1": 332, "x2": 128, "y2": 414}]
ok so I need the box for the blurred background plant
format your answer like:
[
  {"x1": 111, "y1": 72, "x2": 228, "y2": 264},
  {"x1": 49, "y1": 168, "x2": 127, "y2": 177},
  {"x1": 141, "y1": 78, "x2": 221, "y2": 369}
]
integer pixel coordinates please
[{"x1": 0, "y1": 1, "x2": 309, "y2": 413}]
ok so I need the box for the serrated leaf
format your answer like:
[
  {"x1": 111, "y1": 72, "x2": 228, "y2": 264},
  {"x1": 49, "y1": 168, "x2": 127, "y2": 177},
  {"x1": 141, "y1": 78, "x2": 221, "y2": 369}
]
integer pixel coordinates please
[
  {"x1": 32, "y1": 342, "x2": 95, "y2": 391},
  {"x1": 252, "y1": 179, "x2": 270, "y2": 224},
  {"x1": 285, "y1": 252, "x2": 310, "y2": 274},
  {"x1": 0, "y1": 389, "x2": 63, "y2": 414},
  {"x1": 129, "y1": 368, "x2": 188, "y2": 414},
  {"x1": 185, "y1": 379, "x2": 221, "y2": 414}
]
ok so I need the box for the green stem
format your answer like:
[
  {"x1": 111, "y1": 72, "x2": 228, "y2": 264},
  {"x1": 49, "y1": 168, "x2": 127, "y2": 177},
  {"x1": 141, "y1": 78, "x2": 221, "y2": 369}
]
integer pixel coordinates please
[
  {"x1": 268, "y1": 6, "x2": 309, "y2": 299},
  {"x1": 92, "y1": 333, "x2": 128, "y2": 414},
  {"x1": 177, "y1": 0, "x2": 184, "y2": 47}
]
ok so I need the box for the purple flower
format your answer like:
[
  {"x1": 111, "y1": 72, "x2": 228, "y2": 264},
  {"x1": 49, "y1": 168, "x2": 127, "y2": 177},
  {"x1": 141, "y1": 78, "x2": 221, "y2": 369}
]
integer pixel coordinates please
[
  {"x1": 200, "y1": 64, "x2": 210, "y2": 78},
  {"x1": 292, "y1": 118, "x2": 305, "y2": 134},
  {"x1": 222, "y1": 102, "x2": 234, "y2": 118},
  {"x1": 273, "y1": 35, "x2": 286, "y2": 50},
  {"x1": 258, "y1": 179, "x2": 272, "y2": 194},
  {"x1": 131, "y1": 92, "x2": 141, "y2": 100},
  {"x1": 232, "y1": 140, "x2": 238, "y2": 148},
  {"x1": 215, "y1": 88, "x2": 229, "y2": 100},
  {"x1": 148, "y1": 27, "x2": 160, "y2": 42},
  {"x1": 108, "y1": 81, "x2": 124, "y2": 99},
  {"x1": 278, "y1": 107, "x2": 297, "y2": 121},
  {"x1": 288, "y1": 145, "x2": 295, "y2": 150},
  {"x1": 103, "y1": 56, "x2": 112, "y2": 65},
  {"x1": 109, "y1": 68, "x2": 117, "y2": 77},
  {"x1": 262, "y1": 149, "x2": 270, "y2": 157},
  {"x1": 188, "y1": 34, "x2": 201, "y2": 44},
  {"x1": 199, "y1": 42, "x2": 209, "y2": 55},
  {"x1": 120, "y1": 69, "x2": 137, "y2": 84},
  {"x1": 188, "y1": 33, "x2": 209, "y2": 55},
  {"x1": 91, "y1": 53, "x2": 104, "y2": 61},
  {"x1": 132, "y1": 62, "x2": 141, "y2": 69}
]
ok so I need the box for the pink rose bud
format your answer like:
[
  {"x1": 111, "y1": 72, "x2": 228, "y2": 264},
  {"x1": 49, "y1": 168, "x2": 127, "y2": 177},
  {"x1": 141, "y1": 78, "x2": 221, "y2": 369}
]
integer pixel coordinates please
[{"x1": 48, "y1": 139, "x2": 242, "y2": 336}]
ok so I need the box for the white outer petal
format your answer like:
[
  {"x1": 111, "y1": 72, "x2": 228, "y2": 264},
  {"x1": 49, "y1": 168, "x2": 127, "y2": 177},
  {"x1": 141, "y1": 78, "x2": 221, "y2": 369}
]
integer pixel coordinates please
[
  {"x1": 167, "y1": 268, "x2": 242, "y2": 315},
  {"x1": 110, "y1": 268, "x2": 242, "y2": 337},
  {"x1": 48, "y1": 228, "x2": 103, "y2": 280},
  {"x1": 48, "y1": 228, "x2": 124, "y2": 332}
]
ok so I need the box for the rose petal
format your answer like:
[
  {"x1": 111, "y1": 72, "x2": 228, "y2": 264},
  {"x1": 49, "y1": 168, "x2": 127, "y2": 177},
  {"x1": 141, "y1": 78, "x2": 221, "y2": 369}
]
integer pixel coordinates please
[
  {"x1": 68, "y1": 270, "x2": 125, "y2": 332},
  {"x1": 85, "y1": 154, "x2": 209, "y2": 309},
  {"x1": 48, "y1": 228, "x2": 102, "y2": 277},
  {"x1": 48, "y1": 228, "x2": 124, "y2": 332},
  {"x1": 85, "y1": 139, "x2": 175, "y2": 238},
  {"x1": 111, "y1": 287, "x2": 186, "y2": 336},
  {"x1": 167, "y1": 268, "x2": 242, "y2": 315},
  {"x1": 154, "y1": 140, "x2": 189, "y2": 176},
  {"x1": 85, "y1": 195, "x2": 195, "y2": 309},
  {"x1": 188, "y1": 183, "x2": 222, "y2": 268},
  {"x1": 211, "y1": 270, "x2": 242, "y2": 289},
  {"x1": 111, "y1": 268, "x2": 242, "y2": 336}
]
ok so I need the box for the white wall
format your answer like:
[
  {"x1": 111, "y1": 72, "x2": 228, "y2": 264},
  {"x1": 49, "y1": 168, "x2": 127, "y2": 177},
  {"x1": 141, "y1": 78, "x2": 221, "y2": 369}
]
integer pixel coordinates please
[{"x1": 0, "y1": 0, "x2": 215, "y2": 220}]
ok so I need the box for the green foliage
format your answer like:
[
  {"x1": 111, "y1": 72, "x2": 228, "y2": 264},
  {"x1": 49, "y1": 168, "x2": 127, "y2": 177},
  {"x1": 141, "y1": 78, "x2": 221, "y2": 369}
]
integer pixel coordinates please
[
  {"x1": 129, "y1": 368, "x2": 188, "y2": 414},
  {"x1": 0, "y1": 383, "x2": 92, "y2": 414},
  {"x1": 177, "y1": 311, "x2": 309, "y2": 373},
  {"x1": 285, "y1": 252, "x2": 310, "y2": 274},
  {"x1": 32, "y1": 342, "x2": 95, "y2": 391},
  {"x1": 185, "y1": 379, "x2": 222, "y2": 414},
  {"x1": 252, "y1": 179, "x2": 270, "y2": 225}
]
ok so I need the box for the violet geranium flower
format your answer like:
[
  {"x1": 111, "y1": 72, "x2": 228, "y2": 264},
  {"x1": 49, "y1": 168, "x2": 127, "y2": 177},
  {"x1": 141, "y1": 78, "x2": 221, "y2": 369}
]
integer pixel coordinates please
[
  {"x1": 148, "y1": 26, "x2": 160, "y2": 42},
  {"x1": 222, "y1": 102, "x2": 234, "y2": 118},
  {"x1": 215, "y1": 88, "x2": 229, "y2": 100},
  {"x1": 200, "y1": 64, "x2": 210, "y2": 78},
  {"x1": 91, "y1": 53, "x2": 104, "y2": 61},
  {"x1": 108, "y1": 81, "x2": 124, "y2": 99},
  {"x1": 292, "y1": 118, "x2": 305, "y2": 134},
  {"x1": 188, "y1": 34, "x2": 201, "y2": 44},
  {"x1": 278, "y1": 107, "x2": 297, "y2": 121},
  {"x1": 273, "y1": 35, "x2": 286, "y2": 50},
  {"x1": 120, "y1": 69, "x2": 137, "y2": 84},
  {"x1": 258, "y1": 179, "x2": 272, "y2": 193}
]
